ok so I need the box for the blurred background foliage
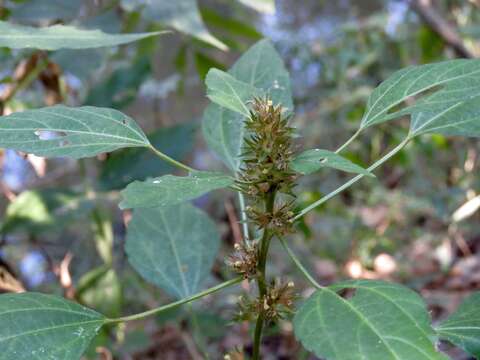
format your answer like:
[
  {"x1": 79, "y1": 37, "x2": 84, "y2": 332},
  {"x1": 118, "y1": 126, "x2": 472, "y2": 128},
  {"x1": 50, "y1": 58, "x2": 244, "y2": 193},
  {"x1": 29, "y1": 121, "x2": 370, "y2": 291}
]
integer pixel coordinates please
[{"x1": 0, "y1": 0, "x2": 480, "y2": 358}]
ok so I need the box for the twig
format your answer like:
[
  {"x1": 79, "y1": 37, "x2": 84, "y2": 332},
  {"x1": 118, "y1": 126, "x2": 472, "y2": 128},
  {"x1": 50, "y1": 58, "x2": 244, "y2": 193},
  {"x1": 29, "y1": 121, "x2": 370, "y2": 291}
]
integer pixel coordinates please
[{"x1": 410, "y1": 0, "x2": 477, "y2": 58}]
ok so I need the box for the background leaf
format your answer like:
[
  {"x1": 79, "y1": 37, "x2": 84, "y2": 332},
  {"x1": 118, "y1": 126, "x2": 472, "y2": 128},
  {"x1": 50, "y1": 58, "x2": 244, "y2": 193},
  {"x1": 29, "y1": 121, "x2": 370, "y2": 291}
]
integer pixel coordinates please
[
  {"x1": 122, "y1": 0, "x2": 227, "y2": 50},
  {"x1": 0, "y1": 292, "x2": 104, "y2": 360},
  {"x1": 120, "y1": 171, "x2": 234, "y2": 209},
  {"x1": 0, "y1": 21, "x2": 164, "y2": 50},
  {"x1": 294, "y1": 280, "x2": 447, "y2": 360},
  {"x1": 238, "y1": 0, "x2": 276, "y2": 14},
  {"x1": 291, "y1": 149, "x2": 373, "y2": 176},
  {"x1": 437, "y1": 292, "x2": 480, "y2": 358},
  {"x1": 360, "y1": 59, "x2": 480, "y2": 132},
  {"x1": 202, "y1": 39, "x2": 293, "y2": 171},
  {"x1": 0, "y1": 106, "x2": 150, "y2": 159},
  {"x1": 125, "y1": 203, "x2": 220, "y2": 299}
]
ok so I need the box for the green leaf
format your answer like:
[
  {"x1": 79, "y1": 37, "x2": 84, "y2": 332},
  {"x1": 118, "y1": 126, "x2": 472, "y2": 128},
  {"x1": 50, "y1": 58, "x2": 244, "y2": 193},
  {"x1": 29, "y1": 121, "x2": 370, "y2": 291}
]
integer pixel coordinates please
[
  {"x1": 11, "y1": 0, "x2": 81, "y2": 23},
  {"x1": 238, "y1": 0, "x2": 275, "y2": 14},
  {"x1": 0, "y1": 292, "x2": 105, "y2": 360},
  {"x1": 360, "y1": 59, "x2": 480, "y2": 133},
  {"x1": 1, "y1": 189, "x2": 95, "y2": 234},
  {"x1": 98, "y1": 122, "x2": 196, "y2": 191},
  {"x1": 0, "y1": 21, "x2": 164, "y2": 50},
  {"x1": 85, "y1": 57, "x2": 152, "y2": 108},
  {"x1": 77, "y1": 266, "x2": 122, "y2": 318},
  {"x1": 206, "y1": 69, "x2": 263, "y2": 116},
  {"x1": 202, "y1": 39, "x2": 292, "y2": 171},
  {"x1": 122, "y1": 0, "x2": 227, "y2": 50},
  {"x1": 125, "y1": 203, "x2": 220, "y2": 299},
  {"x1": 119, "y1": 171, "x2": 234, "y2": 209},
  {"x1": 294, "y1": 280, "x2": 447, "y2": 360},
  {"x1": 291, "y1": 149, "x2": 373, "y2": 176},
  {"x1": 437, "y1": 292, "x2": 480, "y2": 357},
  {"x1": 0, "y1": 106, "x2": 150, "y2": 159}
]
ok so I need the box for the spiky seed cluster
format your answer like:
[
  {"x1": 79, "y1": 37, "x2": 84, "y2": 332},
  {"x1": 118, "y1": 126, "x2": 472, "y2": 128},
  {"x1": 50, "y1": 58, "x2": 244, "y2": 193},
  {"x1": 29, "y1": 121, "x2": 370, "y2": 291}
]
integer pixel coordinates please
[
  {"x1": 237, "y1": 97, "x2": 296, "y2": 199},
  {"x1": 234, "y1": 97, "x2": 297, "y2": 237},
  {"x1": 226, "y1": 242, "x2": 258, "y2": 279},
  {"x1": 234, "y1": 280, "x2": 296, "y2": 323},
  {"x1": 245, "y1": 202, "x2": 295, "y2": 236}
]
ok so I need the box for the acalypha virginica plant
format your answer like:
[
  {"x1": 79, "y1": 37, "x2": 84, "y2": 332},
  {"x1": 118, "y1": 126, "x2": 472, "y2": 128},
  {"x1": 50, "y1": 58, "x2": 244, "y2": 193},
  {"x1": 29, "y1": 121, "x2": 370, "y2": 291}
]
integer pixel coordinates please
[{"x1": 0, "y1": 33, "x2": 480, "y2": 359}]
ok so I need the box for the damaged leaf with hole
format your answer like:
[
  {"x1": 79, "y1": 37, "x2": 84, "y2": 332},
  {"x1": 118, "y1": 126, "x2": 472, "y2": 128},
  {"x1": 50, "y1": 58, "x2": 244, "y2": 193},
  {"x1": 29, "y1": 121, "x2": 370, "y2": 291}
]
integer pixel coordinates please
[{"x1": 0, "y1": 105, "x2": 150, "y2": 158}]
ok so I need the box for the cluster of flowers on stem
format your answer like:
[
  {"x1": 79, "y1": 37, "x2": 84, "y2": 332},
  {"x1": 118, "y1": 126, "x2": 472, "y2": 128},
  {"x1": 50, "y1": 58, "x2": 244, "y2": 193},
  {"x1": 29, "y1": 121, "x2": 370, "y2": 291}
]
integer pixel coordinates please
[{"x1": 227, "y1": 97, "x2": 298, "y2": 323}]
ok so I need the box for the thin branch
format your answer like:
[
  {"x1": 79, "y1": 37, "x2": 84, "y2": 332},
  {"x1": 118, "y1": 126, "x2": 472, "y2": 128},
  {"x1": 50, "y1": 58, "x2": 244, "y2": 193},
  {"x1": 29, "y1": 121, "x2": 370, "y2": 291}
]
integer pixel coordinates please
[
  {"x1": 294, "y1": 136, "x2": 412, "y2": 220},
  {"x1": 105, "y1": 277, "x2": 242, "y2": 324},
  {"x1": 148, "y1": 145, "x2": 195, "y2": 172},
  {"x1": 410, "y1": 0, "x2": 477, "y2": 58},
  {"x1": 279, "y1": 237, "x2": 322, "y2": 289}
]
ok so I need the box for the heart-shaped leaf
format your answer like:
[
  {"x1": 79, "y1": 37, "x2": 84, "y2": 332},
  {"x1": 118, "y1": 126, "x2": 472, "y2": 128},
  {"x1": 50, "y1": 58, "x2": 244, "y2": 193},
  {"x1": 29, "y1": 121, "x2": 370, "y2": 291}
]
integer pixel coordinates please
[
  {"x1": 0, "y1": 106, "x2": 150, "y2": 158},
  {"x1": 294, "y1": 280, "x2": 447, "y2": 360},
  {"x1": 291, "y1": 149, "x2": 373, "y2": 176},
  {"x1": 0, "y1": 292, "x2": 105, "y2": 360},
  {"x1": 125, "y1": 203, "x2": 220, "y2": 299},
  {"x1": 120, "y1": 171, "x2": 234, "y2": 209},
  {"x1": 0, "y1": 21, "x2": 164, "y2": 50},
  {"x1": 437, "y1": 292, "x2": 480, "y2": 358}
]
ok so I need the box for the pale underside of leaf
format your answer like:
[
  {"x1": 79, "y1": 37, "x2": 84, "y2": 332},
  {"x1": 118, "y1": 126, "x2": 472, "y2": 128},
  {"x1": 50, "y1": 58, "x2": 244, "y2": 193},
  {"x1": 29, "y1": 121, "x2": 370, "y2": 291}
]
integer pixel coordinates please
[
  {"x1": 125, "y1": 203, "x2": 220, "y2": 299},
  {"x1": 0, "y1": 21, "x2": 164, "y2": 50},
  {"x1": 206, "y1": 68, "x2": 264, "y2": 117},
  {"x1": 0, "y1": 292, "x2": 104, "y2": 360},
  {"x1": 0, "y1": 106, "x2": 150, "y2": 158},
  {"x1": 119, "y1": 171, "x2": 234, "y2": 209},
  {"x1": 294, "y1": 280, "x2": 447, "y2": 360},
  {"x1": 360, "y1": 59, "x2": 480, "y2": 136}
]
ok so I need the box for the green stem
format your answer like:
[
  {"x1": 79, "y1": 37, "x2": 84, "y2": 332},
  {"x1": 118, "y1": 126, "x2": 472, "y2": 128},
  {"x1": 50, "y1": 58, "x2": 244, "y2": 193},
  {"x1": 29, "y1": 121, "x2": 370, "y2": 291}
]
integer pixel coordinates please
[
  {"x1": 279, "y1": 237, "x2": 322, "y2": 289},
  {"x1": 252, "y1": 190, "x2": 276, "y2": 360},
  {"x1": 335, "y1": 128, "x2": 362, "y2": 154},
  {"x1": 238, "y1": 192, "x2": 250, "y2": 241},
  {"x1": 294, "y1": 136, "x2": 411, "y2": 220},
  {"x1": 105, "y1": 277, "x2": 242, "y2": 324},
  {"x1": 149, "y1": 145, "x2": 195, "y2": 172}
]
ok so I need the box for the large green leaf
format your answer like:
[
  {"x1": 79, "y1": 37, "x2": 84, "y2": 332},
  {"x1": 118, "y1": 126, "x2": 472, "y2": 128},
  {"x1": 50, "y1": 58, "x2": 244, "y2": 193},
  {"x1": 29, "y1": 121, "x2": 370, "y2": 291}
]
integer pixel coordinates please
[
  {"x1": 119, "y1": 171, "x2": 234, "y2": 209},
  {"x1": 125, "y1": 203, "x2": 220, "y2": 299},
  {"x1": 206, "y1": 69, "x2": 263, "y2": 117},
  {"x1": 98, "y1": 122, "x2": 196, "y2": 191},
  {"x1": 122, "y1": 0, "x2": 227, "y2": 50},
  {"x1": 360, "y1": 60, "x2": 480, "y2": 133},
  {"x1": 291, "y1": 149, "x2": 373, "y2": 176},
  {"x1": 0, "y1": 292, "x2": 105, "y2": 360},
  {"x1": 437, "y1": 292, "x2": 480, "y2": 357},
  {"x1": 294, "y1": 280, "x2": 447, "y2": 360},
  {"x1": 0, "y1": 106, "x2": 150, "y2": 158},
  {"x1": 202, "y1": 39, "x2": 293, "y2": 171},
  {"x1": 0, "y1": 21, "x2": 164, "y2": 50}
]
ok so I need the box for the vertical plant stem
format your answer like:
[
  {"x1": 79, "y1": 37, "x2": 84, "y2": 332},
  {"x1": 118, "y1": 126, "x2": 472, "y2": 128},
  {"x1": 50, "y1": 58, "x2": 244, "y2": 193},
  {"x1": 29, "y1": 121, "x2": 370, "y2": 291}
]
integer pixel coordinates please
[{"x1": 252, "y1": 190, "x2": 276, "y2": 360}]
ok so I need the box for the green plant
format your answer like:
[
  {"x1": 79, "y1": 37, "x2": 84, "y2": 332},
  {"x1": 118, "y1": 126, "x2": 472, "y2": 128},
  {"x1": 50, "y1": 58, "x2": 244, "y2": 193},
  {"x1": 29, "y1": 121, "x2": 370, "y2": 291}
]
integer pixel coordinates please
[{"x1": 0, "y1": 21, "x2": 480, "y2": 360}]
